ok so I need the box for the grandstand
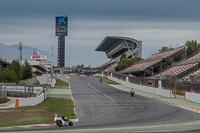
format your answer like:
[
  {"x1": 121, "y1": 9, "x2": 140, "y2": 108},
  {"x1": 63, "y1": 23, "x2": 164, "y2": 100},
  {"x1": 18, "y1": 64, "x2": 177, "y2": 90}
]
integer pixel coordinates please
[
  {"x1": 95, "y1": 36, "x2": 142, "y2": 73},
  {"x1": 122, "y1": 46, "x2": 185, "y2": 77},
  {"x1": 28, "y1": 61, "x2": 47, "y2": 75},
  {"x1": 181, "y1": 68, "x2": 200, "y2": 81},
  {"x1": 156, "y1": 52, "x2": 200, "y2": 80}
]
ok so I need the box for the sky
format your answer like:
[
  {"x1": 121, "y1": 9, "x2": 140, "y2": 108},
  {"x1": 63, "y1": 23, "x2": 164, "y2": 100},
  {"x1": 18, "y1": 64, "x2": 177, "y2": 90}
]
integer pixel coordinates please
[{"x1": 1, "y1": 0, "x2": 200, "y2": 67}]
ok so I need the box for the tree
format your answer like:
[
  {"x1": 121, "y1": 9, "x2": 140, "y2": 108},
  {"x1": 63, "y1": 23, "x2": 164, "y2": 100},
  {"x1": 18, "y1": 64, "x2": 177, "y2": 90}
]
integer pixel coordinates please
[
  {"x1": 0, "y1": 69, "x2": 18, "y2": 83},
  {"x1": 10, "y1": 60, "x2": 22, "y2": 82},
  {"x1": 115, "y1": 55, "x2": 142, "y2": 71},
  {"x1": 159, "y1": 46, "x2": 169, "y2": 52},
  {"x1": 22, "y1": 60, "x2": 32, "y2": 80},
  {"x1": 186, "y1": 41, "x2": 195, "y2": 57}
]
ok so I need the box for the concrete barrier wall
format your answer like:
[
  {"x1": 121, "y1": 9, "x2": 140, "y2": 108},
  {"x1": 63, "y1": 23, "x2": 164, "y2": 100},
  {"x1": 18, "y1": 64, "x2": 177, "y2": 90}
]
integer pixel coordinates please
[
  {"x1": 185, "y1": 92, "x2": 200, "y2": 103},
  {"x1": 13, "y1": 93, "x2": 44, "y2": 107},
  {"x1": 2, "y1": 85, "x2": 43, "y2": 94},
  {"x1": 108, "y1": 76, "x2": 171, "y2": 98}
]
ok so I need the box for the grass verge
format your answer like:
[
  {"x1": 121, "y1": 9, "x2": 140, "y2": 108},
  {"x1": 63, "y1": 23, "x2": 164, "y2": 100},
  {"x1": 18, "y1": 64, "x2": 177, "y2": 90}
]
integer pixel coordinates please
[
  {"x1": 0, "y1": 98, "x2": 10, "y2": 104},
  {"x1": 53, "y1": 77, "x2": 69, "y2": 88},
  {"x1": 0, "y1": 97, "x2": 76, "y2": 127},
  {"x1": 95, "y1": 76, "x2": 119, "y2": 85}
]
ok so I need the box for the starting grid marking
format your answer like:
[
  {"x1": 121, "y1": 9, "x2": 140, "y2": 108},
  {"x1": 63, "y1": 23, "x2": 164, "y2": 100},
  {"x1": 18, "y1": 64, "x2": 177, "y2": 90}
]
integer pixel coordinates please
[{"x1": 110, "y1": 85, "x2": 200, "y2": 114}]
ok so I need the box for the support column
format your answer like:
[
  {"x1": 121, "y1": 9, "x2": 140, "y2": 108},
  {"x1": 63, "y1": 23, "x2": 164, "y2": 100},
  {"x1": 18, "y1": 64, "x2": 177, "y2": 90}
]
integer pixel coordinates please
[{"x1": 58, "y1": 36, "x2": 65, "y2": 67}]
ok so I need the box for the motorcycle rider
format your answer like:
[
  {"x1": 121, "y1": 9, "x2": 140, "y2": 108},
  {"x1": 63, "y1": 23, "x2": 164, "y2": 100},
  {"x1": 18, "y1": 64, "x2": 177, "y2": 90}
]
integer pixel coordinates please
[
  {"x1": 62, "y1": 116, "x2": 68, "y2": 122},
  {"x1": 130, "y1": 88, "x2": 135, "y2": 97},
  {"x1": 54, "y1": 114, "x2": 58, "y2": 121}
]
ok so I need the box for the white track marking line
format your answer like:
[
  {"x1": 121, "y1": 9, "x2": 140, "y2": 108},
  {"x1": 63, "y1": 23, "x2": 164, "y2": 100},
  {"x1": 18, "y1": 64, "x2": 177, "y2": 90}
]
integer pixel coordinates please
[
  {"x1": 58, "y1": 76, "x2": 79, "y2": 122},
  {"x1": 70, "y1": 77, "x2": 115, "y2": 102},
  {"x1": 87, "y1": 83, "x2": 115, "y2": 102}
]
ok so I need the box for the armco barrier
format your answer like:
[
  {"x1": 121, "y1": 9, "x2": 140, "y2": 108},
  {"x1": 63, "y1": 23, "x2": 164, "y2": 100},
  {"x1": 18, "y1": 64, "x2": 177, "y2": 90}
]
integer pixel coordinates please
[
  {"x1": 13, "y1": 93, "x2": 44, "y2": 107},
  {"x1": 185, "y1": 92, "x2": 200, "y2": 103},
  {"x1": 108, "y1": 76, "x2": 172, "y2": 98}
]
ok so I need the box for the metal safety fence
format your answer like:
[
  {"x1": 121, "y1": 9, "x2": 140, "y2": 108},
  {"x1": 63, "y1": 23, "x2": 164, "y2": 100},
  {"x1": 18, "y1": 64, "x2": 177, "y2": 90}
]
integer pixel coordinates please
[{"x1": 112, "y1": 73, "x2": 200, "y2": 94}]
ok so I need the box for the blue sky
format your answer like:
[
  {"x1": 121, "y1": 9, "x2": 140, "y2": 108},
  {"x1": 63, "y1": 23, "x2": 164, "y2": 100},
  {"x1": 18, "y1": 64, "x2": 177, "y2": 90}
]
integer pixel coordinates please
[{"x1": 1, "y1": 0, "x2": 200, "y2": 67}]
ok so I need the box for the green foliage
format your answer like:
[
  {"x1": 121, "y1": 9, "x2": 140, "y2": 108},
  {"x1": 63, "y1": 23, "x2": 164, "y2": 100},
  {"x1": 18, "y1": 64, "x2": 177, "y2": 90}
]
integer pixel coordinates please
[
  {"x1": 186, "y1": 40, "x2": 200, "y2": 57},
  {"x1": 22, "y1": 60, "x2": 32, "y2": 80},
  {"x1": 0, "y1": 60, "x2": 23, "y2": 83},
  {"x1": 54, "y1": 77, "x2": 69, "y2": 87},
  {"x1": 75, "y1": 64, "x2": 93, "y2": 70},
  {"x1": 173, "y1": 54, "x2": 183, "y2": 62},
  {"x1": 176, "y1": 90, "x2": 185, "y2": 96},
  {"x1": 115, "y1": 54, "x2": 142, "y2": 71},
  {"x1": 0, "y1": 98, "x2": 10, "y2": 104},
  {"x1": 19, "y1": 80, "x2": 26, "y2": 85},
  {"x1": 162, "y1": 58, "x2": 173, "y2": 69},
  {"x1": 95, "y1": 76, "x2": 119, "y2": 85},
  {"x1": 10, "y1": 60, "x2": 22, "y2": 82},
  {"x1": 76, "y1": 64, "x2": 84, "y2": 69},
  {"x1": 0, "y1": 97, "x2": 76, "y2": 127},
  {"x1": 159, "y1": 46, "x2": 174, "y2": 52},
  {"x1": 159, "y1": 46, "x2": 169, "y2": 52},
  {"x1": 0, "y1": 69, "x2": 18, "y2": 83}
]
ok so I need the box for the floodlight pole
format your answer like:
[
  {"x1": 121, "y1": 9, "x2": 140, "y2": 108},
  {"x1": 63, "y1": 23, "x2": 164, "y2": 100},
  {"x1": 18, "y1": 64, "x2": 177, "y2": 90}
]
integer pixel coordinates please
[
  {"x1": 19, "y1": 42, "x2": 23, "y2": 62},
  {"x1": 51, "y1": 46, "x2": 53, "y2": 83}
]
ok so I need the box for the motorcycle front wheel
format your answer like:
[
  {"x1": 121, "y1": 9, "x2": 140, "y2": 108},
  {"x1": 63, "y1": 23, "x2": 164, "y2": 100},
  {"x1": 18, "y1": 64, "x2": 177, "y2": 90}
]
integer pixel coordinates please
[
  {"x1": 56, "y1": 120, "x2": 63, "y2": 127},
  {"x1": 68, "y1": 121, "x2": 73, "y2": 126}
]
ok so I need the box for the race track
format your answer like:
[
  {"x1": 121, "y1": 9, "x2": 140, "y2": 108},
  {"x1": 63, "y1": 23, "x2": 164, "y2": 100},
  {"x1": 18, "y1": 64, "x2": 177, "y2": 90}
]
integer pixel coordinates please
[
  {"x1": 70, "y1": 76, "x2": 200, "y2": 128},
  {"x1": 1, "y1": 75, "x2": 200, "y2": 133}
]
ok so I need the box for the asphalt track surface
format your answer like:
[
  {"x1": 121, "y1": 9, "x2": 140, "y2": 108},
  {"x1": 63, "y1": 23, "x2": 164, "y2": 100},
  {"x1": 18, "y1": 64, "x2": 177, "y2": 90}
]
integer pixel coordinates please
[{"x1": 2, "y1": 76, "x2": 200, "y2": 133}]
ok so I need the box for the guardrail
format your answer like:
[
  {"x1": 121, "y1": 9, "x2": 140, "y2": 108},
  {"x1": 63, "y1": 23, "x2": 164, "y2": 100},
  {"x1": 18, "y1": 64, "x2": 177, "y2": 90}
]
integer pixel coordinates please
[
  {"x1": 1, "y1": 85, "x2": 43, "y2": 98},
  {"x1": 11, "y1": 93, "x2": 45, "y2": 107}
]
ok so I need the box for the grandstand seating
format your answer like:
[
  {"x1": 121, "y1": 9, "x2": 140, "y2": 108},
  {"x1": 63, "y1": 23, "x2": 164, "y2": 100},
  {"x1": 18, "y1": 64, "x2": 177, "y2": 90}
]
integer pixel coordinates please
[
  {"x1": 146, "y1": 46, "x2": 185, "y2": 61},
  {"x1": 181, "y1": 68, "x2": 200, "y2": 81},
  {"x1": 156, "y1": 63, "x2": 198, "y2": 78},
  {"x1": 125, "y1": 59, "x2": 161, "y2": 72},
  {"x1": 100, "y1": 55, "x2": 121, "y2": 72},
  {"x1": 177, "y1": 52, "x2": 200, "y2": 65},
  {"x1": 156, "y1": 51, "x2": 200, "y2": 79},
  {"x1": 123, "y1": 46, "x2": 185, "y2": 74}
]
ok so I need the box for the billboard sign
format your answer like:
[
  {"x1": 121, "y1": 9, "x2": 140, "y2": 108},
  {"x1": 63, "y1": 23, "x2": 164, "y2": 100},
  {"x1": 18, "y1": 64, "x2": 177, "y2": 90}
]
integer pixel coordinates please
[
  {"x1": 55, "y1": 16, "x2": 68, "y2": 36},
  {"x1": 30, "y1": 55, "x2": 47, "y2": 60}
]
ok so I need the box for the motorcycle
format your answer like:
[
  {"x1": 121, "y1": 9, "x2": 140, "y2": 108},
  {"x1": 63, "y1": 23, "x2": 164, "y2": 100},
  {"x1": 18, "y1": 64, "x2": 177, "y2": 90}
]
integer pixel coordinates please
[
  {"x1": 130, "y1": 89, "x2": 135, "y2": 97},
  {"x1": 54, "y1": 114, "x2": 73, "y2": 127}
]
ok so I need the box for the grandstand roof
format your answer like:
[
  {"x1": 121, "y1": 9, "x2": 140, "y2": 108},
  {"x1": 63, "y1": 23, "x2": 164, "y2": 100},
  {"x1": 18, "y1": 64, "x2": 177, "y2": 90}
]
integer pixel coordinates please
[
  {"x1": 122, "y1": 46, "x2": 185, "y2": 74},
  {"x1": 146, "y1": 46, "x2": 185, "y2": 61},
  {"x1": 176, "y1": 52, "x2": 200, "y2": 66},
  {"x1": 100, "y1": 56, "x2": 121, "y2": 68},
  {"x1": 122, "y1": 59, "x2": 161, "y2": 73},
  {"x1": 95, "y1": 36, "x2": 138, "y2": 52}
]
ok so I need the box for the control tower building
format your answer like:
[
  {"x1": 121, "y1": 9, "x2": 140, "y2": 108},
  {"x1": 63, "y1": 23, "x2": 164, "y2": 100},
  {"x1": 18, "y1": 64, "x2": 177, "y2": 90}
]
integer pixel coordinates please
[{"x1": 55, "y1": 16, "x2": 68, "y2": 67}]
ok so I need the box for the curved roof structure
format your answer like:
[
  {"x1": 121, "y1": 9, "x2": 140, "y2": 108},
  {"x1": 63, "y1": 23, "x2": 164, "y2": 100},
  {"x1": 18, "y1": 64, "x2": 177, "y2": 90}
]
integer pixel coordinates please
[
  {"x1": 95, "y1": 36, "x2": 142, "y2": 59},
  {"x1": 121, "y1": 46, "x2": 186, "y2": 75}
]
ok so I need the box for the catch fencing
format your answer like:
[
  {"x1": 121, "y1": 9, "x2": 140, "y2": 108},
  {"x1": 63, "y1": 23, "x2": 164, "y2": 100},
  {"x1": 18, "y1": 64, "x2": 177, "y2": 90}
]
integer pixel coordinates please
[{"x1": 112, "y1": 73, "x2": 200, "y2": 94}]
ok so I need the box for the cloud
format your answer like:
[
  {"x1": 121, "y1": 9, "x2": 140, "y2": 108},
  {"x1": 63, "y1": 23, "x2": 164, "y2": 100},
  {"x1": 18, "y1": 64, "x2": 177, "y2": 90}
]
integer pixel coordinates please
[{"x1": 1, "y1": 0, "x2": 200, "y2": 66}]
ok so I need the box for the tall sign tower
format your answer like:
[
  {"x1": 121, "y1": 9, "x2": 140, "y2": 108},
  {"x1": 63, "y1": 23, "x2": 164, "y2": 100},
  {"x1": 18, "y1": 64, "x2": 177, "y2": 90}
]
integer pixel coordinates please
[{"x1": 55, "y1": 16, "x2": 68, "y2": 67}]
